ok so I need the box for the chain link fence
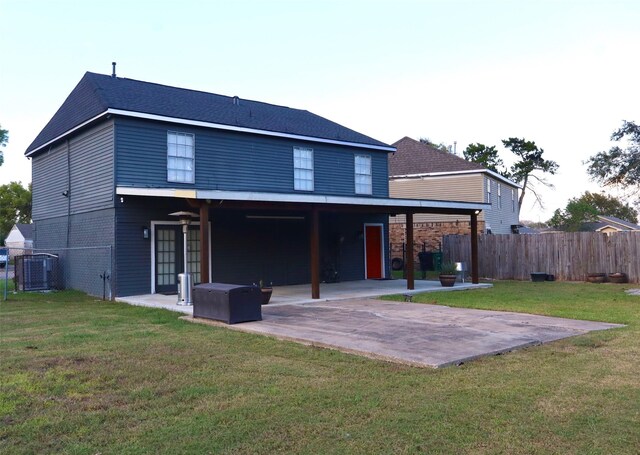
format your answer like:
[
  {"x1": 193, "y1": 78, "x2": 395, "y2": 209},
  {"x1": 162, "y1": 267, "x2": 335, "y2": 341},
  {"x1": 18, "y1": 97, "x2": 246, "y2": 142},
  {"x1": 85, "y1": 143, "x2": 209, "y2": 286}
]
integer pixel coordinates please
[{"x1": 2, "y1": 246, "x2": 113, "y2": 301}]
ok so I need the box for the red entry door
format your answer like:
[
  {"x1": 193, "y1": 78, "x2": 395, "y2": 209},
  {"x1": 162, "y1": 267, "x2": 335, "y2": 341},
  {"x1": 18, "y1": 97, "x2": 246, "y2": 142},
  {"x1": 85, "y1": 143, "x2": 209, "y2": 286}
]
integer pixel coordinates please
[{"x1": 365, "y1": 225, "x2": 384, "y2": 279}]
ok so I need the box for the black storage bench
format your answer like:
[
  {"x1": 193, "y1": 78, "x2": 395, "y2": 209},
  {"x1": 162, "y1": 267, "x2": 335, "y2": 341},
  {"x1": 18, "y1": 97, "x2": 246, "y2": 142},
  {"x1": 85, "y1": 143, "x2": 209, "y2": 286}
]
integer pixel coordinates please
[{"x1": 193, "y1": 283, "x2": 262, "y2": 324}]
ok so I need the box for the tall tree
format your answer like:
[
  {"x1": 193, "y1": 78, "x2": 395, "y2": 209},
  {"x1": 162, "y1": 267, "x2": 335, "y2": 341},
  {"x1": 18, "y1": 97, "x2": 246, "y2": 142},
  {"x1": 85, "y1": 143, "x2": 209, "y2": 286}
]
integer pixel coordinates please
[
  {"x1": 0, "y1": 182, "x2": 32, "y2": 243},
  {"x1": 575, "y1": 191, "x2": 637, "y2": 223},
  {"x1": 586, "y1": 120, "x2": 640, "y2": 199},
  {"x1": 0, "y1": 124, "x2": 8, "y2": 166},
  {"x1": 463, "y1": 143, "x2": 504, "y2": 173},
  {"x1": 548, "y1": 199, "x2": 598, "y2": 231},
  {"x1": 503, "y1": 137, "x2": 559, "y2": 209},
  {"x1": 547, "y1": 191, "x2": 638, "y2": 231}
]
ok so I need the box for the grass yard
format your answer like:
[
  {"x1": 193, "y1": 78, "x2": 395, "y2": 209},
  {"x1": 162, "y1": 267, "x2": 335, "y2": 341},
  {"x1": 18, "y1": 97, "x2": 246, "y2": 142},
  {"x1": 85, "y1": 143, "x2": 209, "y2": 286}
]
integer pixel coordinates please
[{"x1": 1, "y1": 282, "x2": 639, "y2": 454}]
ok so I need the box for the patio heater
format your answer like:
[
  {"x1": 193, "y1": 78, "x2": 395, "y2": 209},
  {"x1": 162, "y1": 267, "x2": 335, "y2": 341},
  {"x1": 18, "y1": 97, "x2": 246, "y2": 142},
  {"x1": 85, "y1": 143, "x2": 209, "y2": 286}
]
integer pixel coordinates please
[{"x1": 169, "y1": 211, "x2": 199, "y2": 305}]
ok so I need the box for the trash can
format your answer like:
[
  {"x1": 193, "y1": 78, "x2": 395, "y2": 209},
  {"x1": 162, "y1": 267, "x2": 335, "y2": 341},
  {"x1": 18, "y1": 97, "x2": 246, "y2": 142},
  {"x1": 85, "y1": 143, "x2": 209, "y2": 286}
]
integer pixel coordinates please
[
  {"x1": 432, "y1": 252, "x2": 443, "y2": 271},
  {"x1": 177, "y1": 273, "x2": 193, "y2": 305},
  {"x1": 417, "y1": 252, "x2": 433, "y2": 272},
  {"x1": 193, "y1": 283, "x2": 262, "y2": 324}
]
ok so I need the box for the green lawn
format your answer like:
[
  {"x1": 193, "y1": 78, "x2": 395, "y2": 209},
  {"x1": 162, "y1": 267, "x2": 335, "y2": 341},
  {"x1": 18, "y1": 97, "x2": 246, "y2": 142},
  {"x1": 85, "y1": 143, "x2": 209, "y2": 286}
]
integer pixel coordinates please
[{"x1": 1, "y1": 282, "x2": 639, "y2": 454}]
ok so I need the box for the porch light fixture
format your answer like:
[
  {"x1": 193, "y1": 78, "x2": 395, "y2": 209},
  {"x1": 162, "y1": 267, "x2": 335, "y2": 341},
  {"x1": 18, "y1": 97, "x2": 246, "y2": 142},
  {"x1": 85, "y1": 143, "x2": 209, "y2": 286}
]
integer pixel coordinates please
[
  {"x1": 169, "y1": 211, "x2": 199, "y2": 306},
  {"x1": 142, "y1": 227, "x2": 149, "y2": 239}
]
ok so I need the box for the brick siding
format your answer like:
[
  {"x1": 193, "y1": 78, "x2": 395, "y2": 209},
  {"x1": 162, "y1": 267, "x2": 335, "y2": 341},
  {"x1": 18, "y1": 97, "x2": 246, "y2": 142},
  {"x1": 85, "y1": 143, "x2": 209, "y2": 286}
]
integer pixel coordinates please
[{"x1": 389, "y1": 220, "x2": 486, "y2": 265}]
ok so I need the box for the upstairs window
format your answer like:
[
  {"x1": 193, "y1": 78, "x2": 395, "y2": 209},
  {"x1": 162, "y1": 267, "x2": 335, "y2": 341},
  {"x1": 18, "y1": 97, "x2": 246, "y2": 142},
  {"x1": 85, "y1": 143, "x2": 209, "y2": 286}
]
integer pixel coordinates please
[
  {"x1": 512, "y1": 188, "x2": 516, "y2": 212},
  {"x1": 293, "y1": 147, "x2": 314, "y2": 191},
  {"x1": 486, "y1": 178, "x2": 491, "y2": 204},
  {"x1": 497, "y1": 183, "x2": 502, "y2": 209},
  {"x1": 355, "y1": 154, "x2": 372, "y2": 195},
  {"x1": 167, "y1": 131, "x2": 195, "y2": 183}
]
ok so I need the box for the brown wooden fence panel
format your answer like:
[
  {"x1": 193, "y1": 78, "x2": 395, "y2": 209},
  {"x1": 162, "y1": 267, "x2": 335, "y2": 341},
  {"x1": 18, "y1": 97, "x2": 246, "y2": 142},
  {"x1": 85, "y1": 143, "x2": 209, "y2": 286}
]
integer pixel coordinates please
[{"x1": 442, "y1": 232, "x2": 640, "y2": 283}]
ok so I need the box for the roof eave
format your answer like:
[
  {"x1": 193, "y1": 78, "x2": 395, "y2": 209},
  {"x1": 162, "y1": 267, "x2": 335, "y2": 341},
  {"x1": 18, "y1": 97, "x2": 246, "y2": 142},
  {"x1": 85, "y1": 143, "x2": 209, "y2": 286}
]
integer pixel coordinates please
[
  {"x1": 25, "y1": 110, "x2": 110, "y2": 157},
  {"x1": 106, "y1": 109, "x2": 395, "y2": 152},
  {"x1": 27, "y1": 107, "x2": 395, "y2": 156},
  {"x1": 390, "y1": 168, "x2": 522, "y2": 188}
]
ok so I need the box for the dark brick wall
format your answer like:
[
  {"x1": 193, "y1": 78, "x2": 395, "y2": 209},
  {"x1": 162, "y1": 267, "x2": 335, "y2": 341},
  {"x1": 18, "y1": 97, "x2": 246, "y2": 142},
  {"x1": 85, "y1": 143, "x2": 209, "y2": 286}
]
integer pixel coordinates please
[
  {"x1": 389, "y1": 220, "x2": 486, "y2": 266},
  {"x1": 34, "y1": 209, "x2": 115, "y2": 298}
]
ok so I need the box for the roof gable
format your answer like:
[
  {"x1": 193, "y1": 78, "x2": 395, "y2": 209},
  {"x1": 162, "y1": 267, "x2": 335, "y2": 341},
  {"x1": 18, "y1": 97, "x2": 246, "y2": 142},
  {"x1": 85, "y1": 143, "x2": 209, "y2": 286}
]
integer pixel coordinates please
[
  {"x1": 389, "y1": 136, "x2": 520, "y2": 188},
  {"x1": 26, "y1": 72, "x2": 391, "y2": 155},
  {"x1": 10, "y1": 223, "x2": 33, "y2": 240},
  {"x1": 596, "y1": 215, "x2": 640, "y2": 230},
  {"x1": 389, "y1": 136, "x2": 485, "y2": 175}
]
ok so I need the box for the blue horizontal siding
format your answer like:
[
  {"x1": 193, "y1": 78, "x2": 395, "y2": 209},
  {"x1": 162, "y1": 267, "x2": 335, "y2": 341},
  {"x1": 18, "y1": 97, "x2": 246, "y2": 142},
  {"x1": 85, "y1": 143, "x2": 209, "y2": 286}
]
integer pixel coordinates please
[
  {"x1": 115, "y1": 118, "x2": 389, "y2": 197},
  {"x1": 32, "y1": 121, "x2": 115, "y2": 221},
  {"x1": 112, "y1": 196, "x2": 389, "y2": 295}
]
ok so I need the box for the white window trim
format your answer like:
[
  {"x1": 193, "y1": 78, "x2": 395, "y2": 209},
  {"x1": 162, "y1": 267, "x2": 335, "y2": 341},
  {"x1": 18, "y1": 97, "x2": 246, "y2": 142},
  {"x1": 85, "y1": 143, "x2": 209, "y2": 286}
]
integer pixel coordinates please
[
  {"x1": 167, "y1": 131, "x2": 195, "y2": 184},
  {"x1": 497, "y1": 183, "x2": 502, "y2": 209},
  {"x1": 355, "y1": 154, "x2": 373, "y2": 195},
  {"x1": 293, "y1": 146, "x2": 314, "y2": 192},
  {"x1": 486, "y1": 178, "x2": 492, "y2": 204},
  {"x1": 150, "y1": 220, "x2": 212, "y2": 294}
]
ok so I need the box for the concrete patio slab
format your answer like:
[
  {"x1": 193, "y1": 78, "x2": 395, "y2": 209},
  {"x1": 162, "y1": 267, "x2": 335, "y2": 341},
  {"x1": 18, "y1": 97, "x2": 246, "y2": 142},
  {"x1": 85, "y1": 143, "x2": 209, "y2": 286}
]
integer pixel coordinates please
[
  {"x1": 184, "y1": 299, "x2": 623, "y2": 368},
  {"x1": 117, "y1": 279, "x2": 492, "y2": 314},
  {"x1": 117, "y1": 280, "x2": 623, "y2": 368}
]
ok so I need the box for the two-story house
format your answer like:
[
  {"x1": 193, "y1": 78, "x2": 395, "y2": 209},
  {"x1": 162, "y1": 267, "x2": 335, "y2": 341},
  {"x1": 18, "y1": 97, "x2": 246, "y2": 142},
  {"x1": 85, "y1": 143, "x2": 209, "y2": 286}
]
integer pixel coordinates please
[
  {"x1": 26, "y1": 72, "x2": 487, "y2": 298},
  {"x1": 389, "y1": 137, "x2": 520, "y2": 259}
]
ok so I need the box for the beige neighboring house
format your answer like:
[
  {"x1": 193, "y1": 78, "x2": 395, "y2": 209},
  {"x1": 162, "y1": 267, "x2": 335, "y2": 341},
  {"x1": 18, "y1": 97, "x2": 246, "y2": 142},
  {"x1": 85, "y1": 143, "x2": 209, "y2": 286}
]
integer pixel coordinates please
[
  {"x1": 4, "y1": 223, "x2": 34, "y2": 258},
  {"x1": 389, "y1": 137, "x2": 521, "y2": 257},
  {"x1": 585, "y1": 215, "x2": 640, "y2": 234}
]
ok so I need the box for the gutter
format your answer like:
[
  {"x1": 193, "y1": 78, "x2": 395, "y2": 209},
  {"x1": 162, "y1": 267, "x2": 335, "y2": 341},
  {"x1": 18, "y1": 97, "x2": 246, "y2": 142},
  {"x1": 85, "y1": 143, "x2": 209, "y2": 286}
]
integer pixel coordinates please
[{"x1": 26, "y1": 108, "x2": 396, "y2": 157}]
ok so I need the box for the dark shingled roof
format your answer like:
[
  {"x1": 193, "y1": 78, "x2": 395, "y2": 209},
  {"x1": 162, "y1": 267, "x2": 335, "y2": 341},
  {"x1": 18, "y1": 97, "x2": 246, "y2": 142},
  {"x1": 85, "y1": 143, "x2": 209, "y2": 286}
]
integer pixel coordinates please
[
  {"x1": 389, "y1": 136, "x2": 485, "y2": 176},
  {"x1": 591, "y1": 215, "x2": 640, "y2": 231},
  {"x1": 15, "y1": 223, "x2": 33, "y2": 240},
  {"x1": 26, "y1": 72, "x2": 391, "y2": 154}
]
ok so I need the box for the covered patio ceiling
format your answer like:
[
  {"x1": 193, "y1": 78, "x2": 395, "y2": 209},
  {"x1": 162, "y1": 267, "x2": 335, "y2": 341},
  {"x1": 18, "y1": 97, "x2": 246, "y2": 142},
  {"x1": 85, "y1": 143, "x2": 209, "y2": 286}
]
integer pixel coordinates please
[{"x1": 117, "y1": 187, "x2": 488, "y2": 298}]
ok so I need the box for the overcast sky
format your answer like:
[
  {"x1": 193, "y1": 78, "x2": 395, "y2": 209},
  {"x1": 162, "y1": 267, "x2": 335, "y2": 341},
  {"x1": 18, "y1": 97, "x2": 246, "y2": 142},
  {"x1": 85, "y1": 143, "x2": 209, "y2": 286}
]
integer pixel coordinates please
[{"x1": 1, "y1": 0, "x2": 638, "y2": 221}]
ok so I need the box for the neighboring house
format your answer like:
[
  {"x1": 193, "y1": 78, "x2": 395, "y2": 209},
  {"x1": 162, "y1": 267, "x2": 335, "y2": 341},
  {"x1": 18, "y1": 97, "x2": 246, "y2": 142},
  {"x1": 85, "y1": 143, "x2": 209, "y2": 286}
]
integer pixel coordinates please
[
  {"x1": 26, "y1": 72, "x2": 486, "y2": 298},
  {"x1": 4, "y1": 223, "x2": 33, "y2": 258},
  {"x1": 583, "y1": 215, "x2": 640, "y2": 234},
  {"x1": 388, "y1": 137, "x2": 521, "y2": 256}
]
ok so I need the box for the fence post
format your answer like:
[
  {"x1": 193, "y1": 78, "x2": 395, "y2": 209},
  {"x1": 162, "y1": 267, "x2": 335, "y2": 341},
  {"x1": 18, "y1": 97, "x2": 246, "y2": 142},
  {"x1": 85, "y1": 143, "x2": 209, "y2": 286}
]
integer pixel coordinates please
[
  {"x1": 470, "y1": 212, "x2": 479, "y2": 284},
  {"x1": 406, "y1": 213, "x2": 414, "y2": 290}
]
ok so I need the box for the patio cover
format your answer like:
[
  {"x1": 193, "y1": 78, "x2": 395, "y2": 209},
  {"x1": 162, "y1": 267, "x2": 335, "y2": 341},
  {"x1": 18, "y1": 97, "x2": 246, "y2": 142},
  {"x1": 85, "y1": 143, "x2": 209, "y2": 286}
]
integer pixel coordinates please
[{"x1": 117, "y1": 187, "x2": 488, "y2": 298}]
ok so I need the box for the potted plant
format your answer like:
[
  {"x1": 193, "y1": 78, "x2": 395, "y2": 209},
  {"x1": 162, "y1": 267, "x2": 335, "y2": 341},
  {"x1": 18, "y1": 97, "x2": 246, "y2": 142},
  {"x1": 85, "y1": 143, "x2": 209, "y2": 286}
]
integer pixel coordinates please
[
  {"x1": 259, "y1": 279, "x2": 273, "y2": 305},
  {"x1": 439, "y1": 262, "x2": 458, "y2": 287},
  {"x1": 608, "y1": 272, "x2": 628, "y2": 284},
  {"x1": 586, "y1": 272, "x2": 606, "y2": 284}
]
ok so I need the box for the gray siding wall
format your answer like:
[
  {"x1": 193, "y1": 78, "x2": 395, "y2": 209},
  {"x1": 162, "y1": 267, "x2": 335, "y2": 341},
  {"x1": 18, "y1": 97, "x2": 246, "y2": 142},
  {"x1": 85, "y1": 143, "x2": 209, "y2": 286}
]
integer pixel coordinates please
[
  {"x1": 115, "y1": 118, "x2": 389, "y2": 197},
  {"x1": 32, "y1": 141, "x2": 68, "y2": 220},
  {"x1": 484, "y1": 177, "x2": 520, "y2": 234},
  {"x1": 32, "y1": 121, "x2": 115, "y2": 220},
  {"x1": 70, "y1": 122, "x2": 115, "y2": 214},
  {"x1": 34, "y1": 209, "x2": 115, "y2": 297},
  {"x1": 31, "y1": 121, "x2": 115, "y2": 297},
  {"x1": 114, "y1": 197, "x2": 192, "y2": 296}
]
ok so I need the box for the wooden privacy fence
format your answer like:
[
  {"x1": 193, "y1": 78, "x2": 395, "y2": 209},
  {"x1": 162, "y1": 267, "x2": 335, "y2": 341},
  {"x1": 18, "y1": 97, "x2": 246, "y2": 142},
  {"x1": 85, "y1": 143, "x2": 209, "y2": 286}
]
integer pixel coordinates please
[{"x1": 442, "y1": 232, "x2": 640, "y2": 283}]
